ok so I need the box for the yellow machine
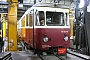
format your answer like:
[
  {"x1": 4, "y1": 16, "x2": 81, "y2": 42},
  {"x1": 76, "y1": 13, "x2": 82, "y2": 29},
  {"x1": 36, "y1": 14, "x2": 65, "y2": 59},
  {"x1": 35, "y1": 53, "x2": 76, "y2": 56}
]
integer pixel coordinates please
[
  {"x1": 69, "y1": 10, "x2": 74, "y2": 40},
  {"x1": 0, "y1": 14, "x2": 8, "y2": 52},
  {"x1": 1, "y1": 14, "x2": 7, "y2": 38},
  {"x1": 0, "y1": 14, "x2": 7, "y2": 38},
  {"x1": 8, "y1": 0, "x2": 18, "y2": 51}
]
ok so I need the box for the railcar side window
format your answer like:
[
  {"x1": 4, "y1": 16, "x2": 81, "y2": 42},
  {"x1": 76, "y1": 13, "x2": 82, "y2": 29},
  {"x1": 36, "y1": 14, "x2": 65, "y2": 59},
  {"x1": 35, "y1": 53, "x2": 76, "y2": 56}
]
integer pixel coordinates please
[
  {"x1": 28, "y1": 10, "x2": 33, "y2": 27},
  {"x1": 29, "y1": 14, "x2": 33, "y2": 26},
  {"x1": 36, "y1": 11, "x2": 45, "y2": 26},
  {"x1": 26, "y1": 14, "x2": 28, "y2": 26},
  {"x1": 65, "y1": 13, "x2": 69, "y2": 26},
  {"x1": 46, "y1": 12, "x2": 65, "y2": 26}
]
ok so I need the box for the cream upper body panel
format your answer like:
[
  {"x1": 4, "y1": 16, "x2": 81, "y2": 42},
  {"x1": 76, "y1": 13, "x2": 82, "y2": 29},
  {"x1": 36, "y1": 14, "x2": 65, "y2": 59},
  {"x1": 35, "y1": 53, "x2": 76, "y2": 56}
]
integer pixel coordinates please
[{"x1": 34, "y1": 7, "x2": 69, "y2": 13}]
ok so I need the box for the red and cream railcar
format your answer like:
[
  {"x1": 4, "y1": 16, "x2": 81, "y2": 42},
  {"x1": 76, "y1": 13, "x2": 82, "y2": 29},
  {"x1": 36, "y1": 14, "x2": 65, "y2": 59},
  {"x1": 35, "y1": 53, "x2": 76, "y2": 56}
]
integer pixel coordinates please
[{"x1": 18, "y1": 3, "x2": 70, "y2": 55}]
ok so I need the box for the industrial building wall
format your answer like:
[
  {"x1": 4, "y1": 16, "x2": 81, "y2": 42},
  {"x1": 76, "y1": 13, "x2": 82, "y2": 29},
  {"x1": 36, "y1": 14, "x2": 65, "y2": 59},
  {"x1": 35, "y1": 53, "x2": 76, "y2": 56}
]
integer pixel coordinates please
[
  {"x1": 23, "y1": 0, "x2": 72, "y2": 5},
  {"x1": 0, "y1": 0, "x2": 72, "y2": 5}
]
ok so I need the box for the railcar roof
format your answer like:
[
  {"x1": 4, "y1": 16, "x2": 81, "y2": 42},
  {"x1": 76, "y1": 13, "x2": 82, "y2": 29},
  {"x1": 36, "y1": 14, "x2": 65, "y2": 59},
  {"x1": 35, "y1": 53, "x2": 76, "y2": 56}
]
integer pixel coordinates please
[
  {"x1": 18, "y1": 3, "x2": 69, "y2": 22},
  {"x1": 33, "y1": 3, "x2": 69, "y2": 9}
]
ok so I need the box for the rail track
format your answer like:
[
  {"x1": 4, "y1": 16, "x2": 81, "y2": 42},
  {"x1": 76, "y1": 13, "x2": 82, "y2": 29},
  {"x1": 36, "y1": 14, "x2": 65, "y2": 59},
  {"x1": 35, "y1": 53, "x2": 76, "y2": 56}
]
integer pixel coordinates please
[
  {"x1": 21, "y1": 41, "x2": 90, "y2": 60},
  {"x1": 28, "y1": 49, "x2": 90, "y2": 60},
  {"x1": 37, "y1": 53, "x2": 66, "y2": 60},
  {"x1": 67, "y1": 48, "x2": 90, "y2": 60}
]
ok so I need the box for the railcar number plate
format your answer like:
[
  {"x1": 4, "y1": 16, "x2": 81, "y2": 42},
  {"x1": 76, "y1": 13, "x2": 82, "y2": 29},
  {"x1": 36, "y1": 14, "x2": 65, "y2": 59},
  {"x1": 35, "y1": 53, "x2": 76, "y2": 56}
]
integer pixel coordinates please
[{"x1": 58, "y1": 48, "x2": 66, "y2": 54}]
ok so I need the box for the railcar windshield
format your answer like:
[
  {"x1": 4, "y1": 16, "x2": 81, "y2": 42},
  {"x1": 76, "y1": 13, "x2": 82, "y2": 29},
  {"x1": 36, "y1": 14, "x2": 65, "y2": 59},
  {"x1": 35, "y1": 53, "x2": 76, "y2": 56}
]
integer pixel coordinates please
[{"x1": 46, "y1": 11, "x2": 65, "y2": 26}]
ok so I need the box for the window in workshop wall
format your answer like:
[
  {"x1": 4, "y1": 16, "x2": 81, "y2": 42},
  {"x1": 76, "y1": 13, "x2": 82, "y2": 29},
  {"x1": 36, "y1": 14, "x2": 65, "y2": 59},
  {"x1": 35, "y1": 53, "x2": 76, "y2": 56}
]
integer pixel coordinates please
[{"x1": 21, "y1": 17, "x2": 25, "y2": 27}]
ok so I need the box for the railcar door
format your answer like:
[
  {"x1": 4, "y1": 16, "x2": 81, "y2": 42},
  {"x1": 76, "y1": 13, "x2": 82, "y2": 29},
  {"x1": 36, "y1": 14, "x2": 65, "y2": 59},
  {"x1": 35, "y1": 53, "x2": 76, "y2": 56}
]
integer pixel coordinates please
[{"x1": 28, "y1": 9, "x2": 34, "y2": 48}]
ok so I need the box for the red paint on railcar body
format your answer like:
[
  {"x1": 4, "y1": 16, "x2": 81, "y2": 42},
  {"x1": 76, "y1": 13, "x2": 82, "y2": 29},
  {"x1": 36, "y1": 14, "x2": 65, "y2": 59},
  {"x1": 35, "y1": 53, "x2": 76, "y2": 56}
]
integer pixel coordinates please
[{"x1": 24, "y1": 28, "x2": 70, "y2": 50}]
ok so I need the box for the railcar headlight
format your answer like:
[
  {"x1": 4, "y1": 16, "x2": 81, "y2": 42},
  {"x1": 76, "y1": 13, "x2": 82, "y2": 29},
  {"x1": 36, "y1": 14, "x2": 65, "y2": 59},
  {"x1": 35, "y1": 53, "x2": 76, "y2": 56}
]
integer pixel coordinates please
[
  {"x1": 43, "y1": 37, "x2": 48, "y2": 42},
  {"x1": 64, "y1": 36, "x2": 68, "y2": 41}
]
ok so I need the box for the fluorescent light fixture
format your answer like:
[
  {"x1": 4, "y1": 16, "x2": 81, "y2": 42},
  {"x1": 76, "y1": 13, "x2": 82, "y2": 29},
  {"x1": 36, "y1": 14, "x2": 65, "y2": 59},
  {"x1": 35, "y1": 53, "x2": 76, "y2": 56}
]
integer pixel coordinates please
[
  {"x1": 79, "y1": 0, "x2": 85, "y2": 8},
  {"x1": 0, "y1": 13, "x2": 8, "y2": 14},
  {"x1": 0, "y1": 0, "x2": 7, "y2": 2},
  {"x1": 19, "y1": 4, "x2": 23, "y2": 8}
]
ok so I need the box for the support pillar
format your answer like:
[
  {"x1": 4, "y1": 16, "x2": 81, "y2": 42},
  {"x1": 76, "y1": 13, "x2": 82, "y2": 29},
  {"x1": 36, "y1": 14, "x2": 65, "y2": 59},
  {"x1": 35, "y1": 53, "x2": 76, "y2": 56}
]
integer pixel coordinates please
[{"x1": 8, "y1": 2, "x2": 18, "y2": 51}]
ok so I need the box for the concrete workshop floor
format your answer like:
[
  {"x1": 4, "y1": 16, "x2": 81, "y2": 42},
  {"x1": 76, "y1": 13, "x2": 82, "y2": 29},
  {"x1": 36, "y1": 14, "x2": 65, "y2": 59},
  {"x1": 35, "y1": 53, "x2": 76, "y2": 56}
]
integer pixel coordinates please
[{"x1": 10, "y1": 51, "x2": 84, "y2": 60}]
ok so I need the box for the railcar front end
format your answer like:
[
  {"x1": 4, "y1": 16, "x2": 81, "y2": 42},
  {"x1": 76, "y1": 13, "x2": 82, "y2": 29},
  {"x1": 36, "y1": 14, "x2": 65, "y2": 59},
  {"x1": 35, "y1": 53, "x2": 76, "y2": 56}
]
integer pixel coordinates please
[{"x1": 34, "y1": 10, "x2": 70, "y2": 55}]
